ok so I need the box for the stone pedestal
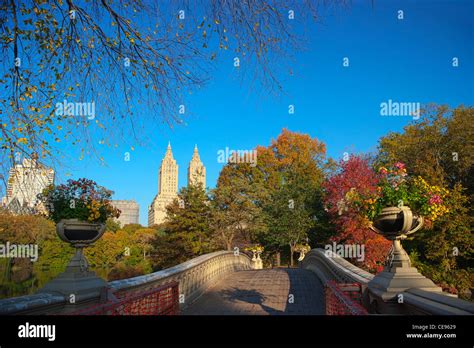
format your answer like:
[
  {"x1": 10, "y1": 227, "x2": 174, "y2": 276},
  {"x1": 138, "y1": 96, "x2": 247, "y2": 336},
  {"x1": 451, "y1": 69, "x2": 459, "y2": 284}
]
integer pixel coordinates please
[
  {"x1": 367, "y1": 207, "x2": 444, "y2": 313},
  {"x1": 368, "y1": 239, "x2": 442, "y2": 313},
  {"x1": 38, "y1": 248, "x2": 107, "y2": 302},
  {"x1": 251, "y1": 252, "x2": 263, "y2": 269},
  {"x1": 369, "y1": 240, "x2": 441, "y2": 297}
]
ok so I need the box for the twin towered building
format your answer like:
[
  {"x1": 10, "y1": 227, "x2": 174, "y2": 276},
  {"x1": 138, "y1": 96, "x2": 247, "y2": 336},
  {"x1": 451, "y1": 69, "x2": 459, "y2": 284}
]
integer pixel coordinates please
[{"x1": 148, "y1": 142, "x2": 206, "y2": 226}]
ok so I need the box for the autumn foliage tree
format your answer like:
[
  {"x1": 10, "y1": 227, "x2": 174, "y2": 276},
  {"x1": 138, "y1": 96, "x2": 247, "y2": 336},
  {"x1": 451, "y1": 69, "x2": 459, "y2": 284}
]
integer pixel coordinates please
[
  {"x1": 258, "y1": 129, "x2": 328, "y2": 266},
  {"x1": 323, "y1": 155, "x2": 391, "y2": 272},
  {"x1": 377, "y1": 105, "x2": 474, "y2": 201},
  {"x1": 211, "y1": 129, "x2": 329, "y2": 266},
  {"x1": 0, "y1": 210, "x2": 58, "y2": 296}
]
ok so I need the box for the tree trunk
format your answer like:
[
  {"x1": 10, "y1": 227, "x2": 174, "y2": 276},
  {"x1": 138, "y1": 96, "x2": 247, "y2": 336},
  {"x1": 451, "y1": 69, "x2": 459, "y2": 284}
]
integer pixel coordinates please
[
  {"x1": 275, "y1": 251, "x2": 281, "y2": 267},
  {"x1": 4, "y1": 258, "x2": 12, "y2": 282},
  {"x1": 290, "y1": 245, "x2": 294, "y2": 267},
  {"x1": 222, "y1": 231, "x2": 233, "y2": 251}
]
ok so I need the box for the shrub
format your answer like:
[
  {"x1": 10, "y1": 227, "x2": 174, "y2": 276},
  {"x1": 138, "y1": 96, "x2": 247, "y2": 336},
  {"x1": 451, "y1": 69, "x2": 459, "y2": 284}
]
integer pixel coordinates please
[{"x1": 38, "y1": 178, "x2": 120, "y2": 223}]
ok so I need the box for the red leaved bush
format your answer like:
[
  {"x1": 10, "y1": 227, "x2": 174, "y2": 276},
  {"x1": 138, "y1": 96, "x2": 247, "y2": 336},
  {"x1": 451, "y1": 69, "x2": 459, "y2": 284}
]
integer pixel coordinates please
[{"x1": 324, "y1": 156, "x2": 391, "y2": 273}]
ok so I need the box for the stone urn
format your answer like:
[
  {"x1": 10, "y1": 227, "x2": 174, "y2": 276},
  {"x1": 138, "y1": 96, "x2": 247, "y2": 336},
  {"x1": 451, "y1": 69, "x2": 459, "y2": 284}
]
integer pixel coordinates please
[
  {"x1": 55, "y1": 219, "x2": 106, "y2": 273},
  {"x1": 56, "y1": 219, "x2": 106, "y2": 248},
  {"x1": 255, "y1": 251, "x2": 263, "y2": 269},
  {"x1": 250, "y1": 250, "x2": 263, "y2": 270},
  {"x1": 368, "y1": 206, "x2": 442, "y2": 307},
  {"x1": 39, "y1": 219, "x2": 107, "y2": 301},
  {"x1": 370, "y1": 206, "x2": 423, "y2": 241}
]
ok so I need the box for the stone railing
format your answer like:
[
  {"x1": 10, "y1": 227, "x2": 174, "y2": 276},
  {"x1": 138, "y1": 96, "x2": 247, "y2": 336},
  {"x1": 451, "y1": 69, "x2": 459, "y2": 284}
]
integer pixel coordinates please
[
  {"x1": 0, "y1": 250, "x2": 252, "y2": 315},
  {"x1": 0, "y1": 292, "x2": 67, "y2": 315},
  {"x1": 109, "y1": 251, "x2": 252, "y2": 307},
  {"x1": 301, "y1": 248, "x2": 474, "y2": 315},
  {"x1": 301, "y1": 249, "x2": 374, "y2": 285}
]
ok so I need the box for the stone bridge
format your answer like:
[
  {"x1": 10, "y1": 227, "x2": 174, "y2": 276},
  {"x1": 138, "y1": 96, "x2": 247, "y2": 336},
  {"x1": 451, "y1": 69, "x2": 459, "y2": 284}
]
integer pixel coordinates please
[
  {"x1": 0, "y1": 249, "x2": 472, "y2": 315},
  {"x1": 183, "y1": 268, "x2": 324, "y2": 315}
]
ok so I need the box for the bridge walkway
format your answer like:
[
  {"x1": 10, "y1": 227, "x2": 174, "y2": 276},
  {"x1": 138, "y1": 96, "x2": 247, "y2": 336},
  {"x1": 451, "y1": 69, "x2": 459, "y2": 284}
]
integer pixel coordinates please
[{"x1": 182, "y1": 268, "x2": 324, "y2": 315}]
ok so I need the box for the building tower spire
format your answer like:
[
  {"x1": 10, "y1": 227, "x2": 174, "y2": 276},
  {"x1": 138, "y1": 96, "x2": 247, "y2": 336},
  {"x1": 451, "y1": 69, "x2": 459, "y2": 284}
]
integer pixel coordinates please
[
  {"x1": 188, "y1": 144, "x2": 206, "y2": 189},
  {"x1": 165, "y1": 141, "x2": 173, "y2": 157},
  {"x1": 148, "y1": 142, "x2": 179, "y2": 226}
]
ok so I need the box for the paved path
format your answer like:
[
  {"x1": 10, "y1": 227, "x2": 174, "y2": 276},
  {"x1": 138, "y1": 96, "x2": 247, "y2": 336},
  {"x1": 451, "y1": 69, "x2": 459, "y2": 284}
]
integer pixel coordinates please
[{"x1": 182, "y1": 268, "x2": 324, "y2": 315}]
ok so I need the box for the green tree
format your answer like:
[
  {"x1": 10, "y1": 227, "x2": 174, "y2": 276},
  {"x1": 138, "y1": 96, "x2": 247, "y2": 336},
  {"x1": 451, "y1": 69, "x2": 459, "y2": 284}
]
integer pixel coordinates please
[
  {"x1": 264, "y1": 181, "x2": 315, "y2": 266},
  {"x1": 86, "y1": 227, "x2": 155, "y2": 279},
  {"x1": 257, "y1": 129, "x2": 328, "y2": 265},
  {"x1": 84, "y1": 231, "x2": 122, "y2": 278},
  {"x1": 105, "y1": 218, "x2": 121, "y2": 233},
  {"x1": 121, "y1": 223, "x2": 143, "y2": 235},
  {"x1": 33, "y1": 237, "x2": 74, "y2": 289},
  {"x1": 150, "y1": 232, "x2": 188, "y2": 270},
  {"x1": 210, "y1": 161, "x2": 267, "y2": 251},
  {"x1": 210, "y1": 129, "x2": 330, "y2": 266},
  {"x1": 133, "y1": 228, "x2": 157, "y2": 260},
  {"x1": 377, "y1": 105, "x2": 474, "y2": 200},
  {"x1": 164, "y1": 183, "x2": 213, "y2": 256}
]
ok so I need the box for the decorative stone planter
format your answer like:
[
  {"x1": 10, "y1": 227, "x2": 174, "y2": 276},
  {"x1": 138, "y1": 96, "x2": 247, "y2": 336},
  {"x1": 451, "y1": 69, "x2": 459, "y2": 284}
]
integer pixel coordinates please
[
  {"x1": 368, "y1": 206, "x2": 442, "y2": 313},
  {"x1": 56, "y1": 219, "x2": 106, "y2": 247},
  {"x1": 38, "y1": 219, "x2": 107, "y2": 304},
  {"x1": 370, "y1": 206, "x2": 423, "y2": 241}
]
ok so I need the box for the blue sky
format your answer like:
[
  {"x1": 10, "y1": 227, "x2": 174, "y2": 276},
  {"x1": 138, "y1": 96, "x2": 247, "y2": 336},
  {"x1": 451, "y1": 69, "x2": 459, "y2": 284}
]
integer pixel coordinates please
[{"x1": 53, "y1": 0, "x2": 473, "y2": 225}]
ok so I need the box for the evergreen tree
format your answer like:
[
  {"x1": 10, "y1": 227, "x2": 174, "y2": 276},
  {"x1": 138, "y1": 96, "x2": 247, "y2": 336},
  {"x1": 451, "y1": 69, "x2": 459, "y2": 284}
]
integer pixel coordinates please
[
  {"x1": 210, "y1": 161, "x2": 267, "y2": 251},
  {"x1": 163, "y1": 183, "x2": 213, "y2": 256}
]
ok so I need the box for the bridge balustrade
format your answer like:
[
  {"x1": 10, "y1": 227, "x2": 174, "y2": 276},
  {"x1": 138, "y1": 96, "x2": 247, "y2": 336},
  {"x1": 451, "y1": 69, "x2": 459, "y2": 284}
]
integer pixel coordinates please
[
  {"x1": 0, "y1": 251, "x2": 252, "y2": 315},
  {"x1": 301, "y1": 248, "x2": 474, "y2": 315}
]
